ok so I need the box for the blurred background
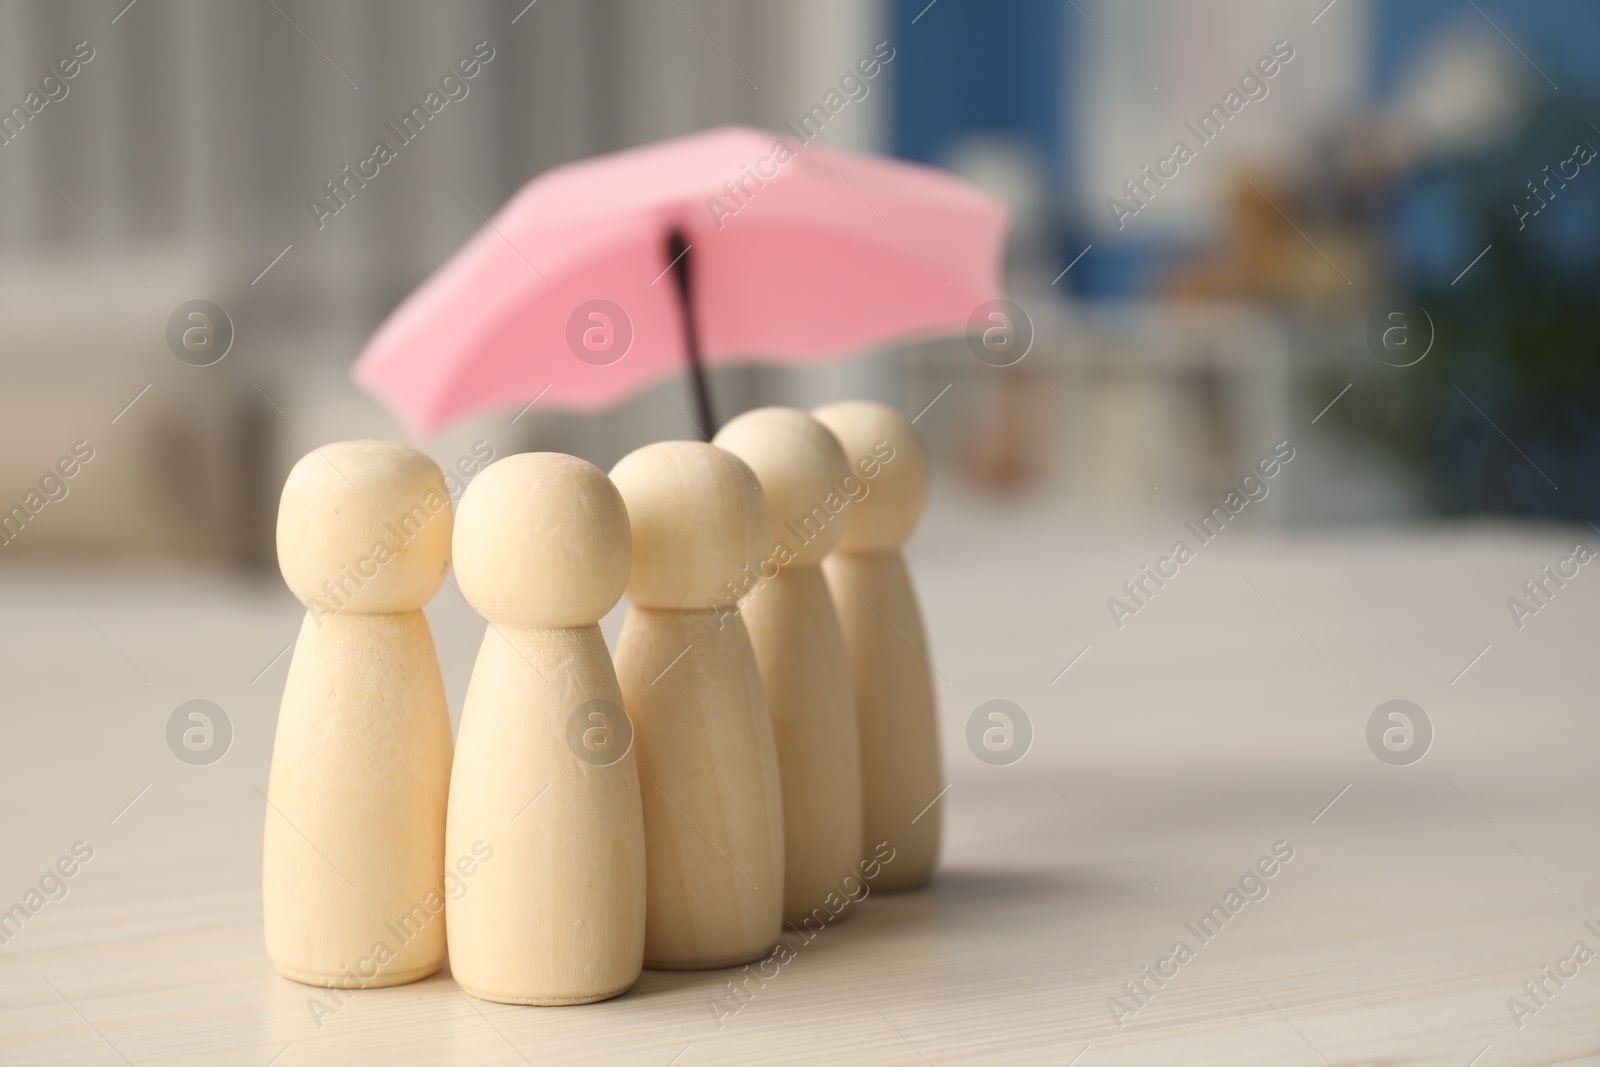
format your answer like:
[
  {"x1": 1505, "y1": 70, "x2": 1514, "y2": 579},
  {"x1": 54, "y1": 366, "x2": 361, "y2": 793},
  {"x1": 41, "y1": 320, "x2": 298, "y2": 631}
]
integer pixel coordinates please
[
  {"x1": 6, "y1": 6, "x2": 1600, "y2": 1059},
  {"x1": 0, "y1": 0, "x2": 1596, "y2": 568}
]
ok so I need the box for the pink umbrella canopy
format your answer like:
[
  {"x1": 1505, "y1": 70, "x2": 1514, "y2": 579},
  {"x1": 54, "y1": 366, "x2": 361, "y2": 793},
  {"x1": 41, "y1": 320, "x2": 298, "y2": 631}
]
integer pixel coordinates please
[{"x1": 354, "y1": 125, "x2": 1008, "y2": 436}]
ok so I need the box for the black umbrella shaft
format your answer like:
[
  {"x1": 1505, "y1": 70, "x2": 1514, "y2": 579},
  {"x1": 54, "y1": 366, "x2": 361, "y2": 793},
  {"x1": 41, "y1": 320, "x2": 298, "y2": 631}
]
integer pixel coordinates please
[{"x1": 667, "y1": 230, "x2": 716, "y2": 438}]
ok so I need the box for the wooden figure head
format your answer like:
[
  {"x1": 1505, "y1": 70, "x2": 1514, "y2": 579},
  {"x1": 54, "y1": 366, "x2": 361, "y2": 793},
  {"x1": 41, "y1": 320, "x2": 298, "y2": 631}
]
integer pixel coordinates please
[
  {"x1": 453, "y1": 452, "x2": 631, "y2": 629},
  {"x1": 713, "y1": 406, "x2": 852, "y2": 568},
  {"x1": 276, "y1": 440, "x2": 453, "y2": 614},
  {"x1": 813, "y1": 401, "x2": 930, "y2": 552},
  {"x1": 608, "y1": 441, "x2": 767, "y2": 610}
]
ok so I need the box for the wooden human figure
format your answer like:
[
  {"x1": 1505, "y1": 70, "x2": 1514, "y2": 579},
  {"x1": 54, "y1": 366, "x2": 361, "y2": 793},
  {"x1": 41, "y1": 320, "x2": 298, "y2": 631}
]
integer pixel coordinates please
[
  {"x1": 713, "y1": 408, "x2": 864, "y2": 924},
  {"x1": 609, "y1": 441, "x2": 784, "y2": 969},
  {"x1": 265, "y1": 441, "x2": 455, "y2": 988},
  {"x1": 812, "y1": 403, "x2": 943, "y2": 892},
  {"x1": 446, "y1": 452, "x2": 646, "y2": 1005}
]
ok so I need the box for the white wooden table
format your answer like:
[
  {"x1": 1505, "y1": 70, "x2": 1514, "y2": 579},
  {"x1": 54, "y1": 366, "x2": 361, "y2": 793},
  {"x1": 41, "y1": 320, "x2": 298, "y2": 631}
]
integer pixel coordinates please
[{"x1": 2, "y1": 498, "x2": 1597, "y2": 1065}]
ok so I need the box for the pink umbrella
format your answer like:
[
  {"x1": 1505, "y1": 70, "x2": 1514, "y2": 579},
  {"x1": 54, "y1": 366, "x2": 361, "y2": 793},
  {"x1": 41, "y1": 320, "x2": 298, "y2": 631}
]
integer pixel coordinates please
[{"x1": 354, "y1": 125, "x2": 1007, "y2": 436}]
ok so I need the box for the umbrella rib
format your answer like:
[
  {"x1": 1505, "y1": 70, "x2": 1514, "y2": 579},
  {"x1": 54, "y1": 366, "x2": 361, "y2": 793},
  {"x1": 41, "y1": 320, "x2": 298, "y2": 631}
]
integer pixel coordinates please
[
  {"x1": 442, "y1": 176, "x2": 552, "y2": 285},
  {"x1": 839, "y1": 175, "x2": 950, "y2": 284}
]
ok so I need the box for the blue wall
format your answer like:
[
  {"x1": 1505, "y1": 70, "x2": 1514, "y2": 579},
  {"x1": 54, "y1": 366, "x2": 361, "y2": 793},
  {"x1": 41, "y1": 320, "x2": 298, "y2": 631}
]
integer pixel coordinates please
[
  {"x1": 1370, "y1": 0, "x2": 1600, "y2": 96},
  {"x1": 888, "y1": 0, "x2": 1070, "y2": 184},
  {"x1": 886, "y1": 0, "x2": 1600, "y2": 296}
]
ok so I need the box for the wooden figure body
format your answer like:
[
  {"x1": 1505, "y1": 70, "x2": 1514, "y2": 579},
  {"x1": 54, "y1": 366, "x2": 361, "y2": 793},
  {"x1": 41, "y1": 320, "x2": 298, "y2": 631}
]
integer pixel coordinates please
[
  {"x1": 609, "y1": 441, "x2": 784, "y2": 969},
  {"x1": 446, "y1": 452, "x2": 646, "y2": 1005},
  {"x1": 714, "y1": 408, "x2": 864, "y2": 924},
  {"x1": 813, "y1": 403, "x2": 943, "y2": 892},
  {"x1": 265, "y1": 441, "x2": 455, "y2": 988}
]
